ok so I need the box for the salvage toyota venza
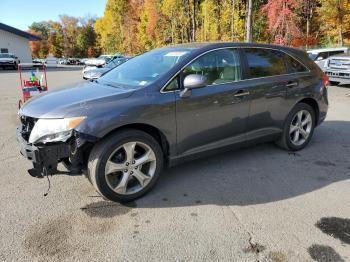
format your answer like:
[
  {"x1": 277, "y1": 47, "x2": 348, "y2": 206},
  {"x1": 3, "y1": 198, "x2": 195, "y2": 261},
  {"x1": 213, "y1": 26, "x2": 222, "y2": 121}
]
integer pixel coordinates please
[{"x1": 17, "y1": 43, "x2": 329, "y2": 202}]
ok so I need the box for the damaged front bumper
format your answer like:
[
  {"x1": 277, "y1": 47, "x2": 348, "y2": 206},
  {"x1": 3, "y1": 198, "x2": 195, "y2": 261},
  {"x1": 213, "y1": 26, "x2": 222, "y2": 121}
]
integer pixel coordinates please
[
  {"x1": 16, "y1": 126, "x2": 94, "y2": 177},
  {"x1": 17, "y1": 127, "x2": 71, "y2": 177}
]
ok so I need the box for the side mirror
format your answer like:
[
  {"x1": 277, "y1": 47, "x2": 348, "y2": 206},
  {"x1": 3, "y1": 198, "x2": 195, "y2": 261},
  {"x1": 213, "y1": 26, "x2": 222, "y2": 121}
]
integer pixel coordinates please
[
  {"x1": 316, "y1": 56, "x2": 324, "y2": 61},
  {"x1": 183, "y1": 74, "x2": 207, "y2": 89}
]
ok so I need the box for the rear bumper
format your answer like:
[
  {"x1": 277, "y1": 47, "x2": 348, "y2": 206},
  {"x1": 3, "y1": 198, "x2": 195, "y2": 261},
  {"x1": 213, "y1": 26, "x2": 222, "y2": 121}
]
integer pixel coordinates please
[{"x1": 16, "y1": 128, "x2": 70, "y2": 176}]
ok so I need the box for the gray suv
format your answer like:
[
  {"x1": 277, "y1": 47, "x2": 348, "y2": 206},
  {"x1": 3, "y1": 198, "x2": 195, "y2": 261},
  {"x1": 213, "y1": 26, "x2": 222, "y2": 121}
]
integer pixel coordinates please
[{"x1": 17, "y1": 43, "x2": 328, "y2": 202}]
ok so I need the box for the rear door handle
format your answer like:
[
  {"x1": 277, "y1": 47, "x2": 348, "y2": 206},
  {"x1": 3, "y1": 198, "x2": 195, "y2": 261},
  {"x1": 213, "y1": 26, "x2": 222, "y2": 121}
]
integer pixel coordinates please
[
  {"x1": 286, "y1": 81, "x2": 298, "y2": 88},
  {"x1": 233, "y1": 90, "x2": 250, "y2": 97}
]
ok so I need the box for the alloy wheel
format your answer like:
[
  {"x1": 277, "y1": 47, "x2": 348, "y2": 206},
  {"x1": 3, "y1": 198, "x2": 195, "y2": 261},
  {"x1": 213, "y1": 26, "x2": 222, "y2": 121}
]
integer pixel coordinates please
[
  {"x1": 104, "y1": 141, "x2": 157, "y2": 195},
  {"x1": 289, "y1": 110, "x2": 313, "y2": 146}
]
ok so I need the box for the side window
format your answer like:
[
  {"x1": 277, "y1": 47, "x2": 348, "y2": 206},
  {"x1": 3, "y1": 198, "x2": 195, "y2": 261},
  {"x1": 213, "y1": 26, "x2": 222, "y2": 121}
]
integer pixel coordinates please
[
  {"x1": 0, "y1": 48, "x2": 8, "y2": 53},
  {"x1": 284, "y1": 54, "x2": 308, "y2": 73},
  {"x1": 163, "y1": 76, "x2": 179, "y2": 92},
  {"x1": 244, "y1": 48, "x2": 287, "y2": 78},
  {"x1": 183, "y1": 49, "x2": 242, "y2": 85},
  {"x1": 317, "y1": 52, "x2": 327, "y2": 60}
]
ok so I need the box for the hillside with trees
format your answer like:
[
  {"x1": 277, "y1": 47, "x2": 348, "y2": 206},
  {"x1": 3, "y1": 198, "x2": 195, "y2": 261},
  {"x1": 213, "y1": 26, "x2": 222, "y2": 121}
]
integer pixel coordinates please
[{"x1": 28, "y1": 0, "x2": 350, "y2": 58}]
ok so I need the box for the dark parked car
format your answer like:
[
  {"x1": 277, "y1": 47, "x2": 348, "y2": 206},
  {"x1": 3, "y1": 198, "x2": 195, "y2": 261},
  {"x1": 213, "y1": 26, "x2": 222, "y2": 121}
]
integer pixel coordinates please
[{"x1": 17, "y1": 43, "x2": 328, "y2": 202}]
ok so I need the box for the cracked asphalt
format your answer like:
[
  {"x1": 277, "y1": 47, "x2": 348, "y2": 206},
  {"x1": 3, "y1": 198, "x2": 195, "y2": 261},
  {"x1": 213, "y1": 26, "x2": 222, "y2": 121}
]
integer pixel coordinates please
[{"x1": 0, "y1": 68, "x2": 349, "y2": 262}]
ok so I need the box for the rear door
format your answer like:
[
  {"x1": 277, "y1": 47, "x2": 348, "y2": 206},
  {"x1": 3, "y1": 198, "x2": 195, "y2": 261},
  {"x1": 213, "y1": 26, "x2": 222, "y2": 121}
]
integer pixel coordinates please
[{"x1": 241, "y1": 48, "x2": 297, "y2": 141}]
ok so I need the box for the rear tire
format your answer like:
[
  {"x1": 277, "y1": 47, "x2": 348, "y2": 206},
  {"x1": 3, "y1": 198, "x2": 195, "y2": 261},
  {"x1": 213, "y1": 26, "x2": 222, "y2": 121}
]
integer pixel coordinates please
[
  {"x1": 276, "y1": 103, "x2": 315, "y2": 151},
  {"x1": 87, "y1": 129, "x2": 164, "y2": 202}
]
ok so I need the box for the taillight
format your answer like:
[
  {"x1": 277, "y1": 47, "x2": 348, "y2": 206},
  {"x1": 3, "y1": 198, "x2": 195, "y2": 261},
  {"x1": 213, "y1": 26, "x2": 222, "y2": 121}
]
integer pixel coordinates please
[{"x1": 322, "y1": 73, "x2": 330, "y2": 87}]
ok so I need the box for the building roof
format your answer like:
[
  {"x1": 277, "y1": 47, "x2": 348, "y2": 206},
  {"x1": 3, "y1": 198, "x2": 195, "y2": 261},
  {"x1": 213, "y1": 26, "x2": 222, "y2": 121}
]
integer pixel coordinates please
[{"x1": 0, "y1": 23, "x2": 41, "y2": 41}]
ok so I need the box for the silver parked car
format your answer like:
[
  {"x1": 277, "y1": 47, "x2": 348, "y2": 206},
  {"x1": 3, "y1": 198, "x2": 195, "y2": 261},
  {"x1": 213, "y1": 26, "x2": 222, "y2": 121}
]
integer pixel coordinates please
[{"x1": 324, "y1": 53, "x2": 350, "y2": 85}]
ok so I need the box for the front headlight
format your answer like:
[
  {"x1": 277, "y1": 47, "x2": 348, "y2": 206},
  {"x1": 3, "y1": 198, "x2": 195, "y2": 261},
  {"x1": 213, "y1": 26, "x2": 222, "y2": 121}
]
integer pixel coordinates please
[{"x1": 29, "y1": 117, "x2": 86, "y2": 144}]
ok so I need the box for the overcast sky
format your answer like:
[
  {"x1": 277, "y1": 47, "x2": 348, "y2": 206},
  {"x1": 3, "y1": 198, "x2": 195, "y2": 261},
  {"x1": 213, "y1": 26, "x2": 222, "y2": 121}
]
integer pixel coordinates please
[{"x1": 0, "y1": 0, "x2": 106, "y2": 30}]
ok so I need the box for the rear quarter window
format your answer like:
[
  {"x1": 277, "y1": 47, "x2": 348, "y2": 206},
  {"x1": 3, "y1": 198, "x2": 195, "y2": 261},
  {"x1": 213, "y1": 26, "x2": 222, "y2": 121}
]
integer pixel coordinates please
[
  {"x1": 244, "y1": 48, "x2": 287, "y2": 78},
  {"x1": 284, "y1": 54, "x2": 308, "y2": 73}
]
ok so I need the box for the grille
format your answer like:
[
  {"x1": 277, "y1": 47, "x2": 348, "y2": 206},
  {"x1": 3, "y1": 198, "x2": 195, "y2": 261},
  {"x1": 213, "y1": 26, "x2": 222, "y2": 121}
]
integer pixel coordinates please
[
  {"x1": 328, "y1": 59, "x2": 350, "y2": 70},
  {"x1": 20, "y1": 116, "x2": 37, "y2": 142}
]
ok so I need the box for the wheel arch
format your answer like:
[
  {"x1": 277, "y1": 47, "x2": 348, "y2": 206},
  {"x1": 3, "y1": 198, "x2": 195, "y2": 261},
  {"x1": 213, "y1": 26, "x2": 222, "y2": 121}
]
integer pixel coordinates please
[
  {"x1": 100, "y1": 123, "x2": 170, "y2": 160},
  {"x1": 297, "y1": 97, "x2": 320, "y2": 125}
]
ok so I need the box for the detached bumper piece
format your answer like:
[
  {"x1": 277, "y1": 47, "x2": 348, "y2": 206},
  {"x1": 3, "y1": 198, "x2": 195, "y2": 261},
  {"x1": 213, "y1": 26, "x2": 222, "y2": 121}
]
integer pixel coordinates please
[{"x1": 17, "y1": 128, "x2": 70, "y2": 177}]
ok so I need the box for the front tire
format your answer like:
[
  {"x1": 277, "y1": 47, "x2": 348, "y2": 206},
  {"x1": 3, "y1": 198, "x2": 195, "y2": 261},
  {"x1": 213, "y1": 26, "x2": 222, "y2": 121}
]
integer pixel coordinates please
[
  {"x1": 276, "y1": 103, "x2": 315, "y2": 151},
  {"x1": 87, "y1": 129, "x2": 164, "y2": 202}
]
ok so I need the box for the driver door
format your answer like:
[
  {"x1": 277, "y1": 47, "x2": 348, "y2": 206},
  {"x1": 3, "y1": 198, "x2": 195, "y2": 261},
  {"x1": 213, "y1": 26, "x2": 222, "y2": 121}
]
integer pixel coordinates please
[{"x1": 175, "y1": 48, "x2": 250, "y2": 156}]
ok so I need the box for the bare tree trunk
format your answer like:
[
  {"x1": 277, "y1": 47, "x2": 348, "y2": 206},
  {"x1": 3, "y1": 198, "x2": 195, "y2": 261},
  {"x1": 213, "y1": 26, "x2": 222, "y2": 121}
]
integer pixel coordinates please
[
  {"x1": 192, "y1": 0, "x2": 196, "y2": 41},
  {"x1": 306, "y1": 17, "x2": 310, "y2": 49},
  {"x1": 204, "y1": 2, "x2": 207, "y2": 41},
  {"x1": 337, "y1": 0, "x2": 344, "y2": 46},
  {"x1": 231, "y1": 0, "x2": 235, "y2": 41},
  {"x1": 245, "y1": 0, "x2": 253, "y2": 42}
]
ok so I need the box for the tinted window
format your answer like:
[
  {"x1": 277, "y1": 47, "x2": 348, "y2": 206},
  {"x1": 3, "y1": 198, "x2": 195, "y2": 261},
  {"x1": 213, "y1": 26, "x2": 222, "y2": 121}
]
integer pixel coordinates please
[
  {"x1": 245, "y1": 48, "x2": 287, "y2": 78},
  {"x1": 163, "y1": 76, "x2": 179, "y2": 92},
  {"x1": 308, "y1": 53, "x2": 317, "y2": 60},
  {"x1": 316, "y1": 52, "x2": 328, "y2": 60},
  {"x1": 284, "y1": 54, "x2": 308, "y2": 73},
  {"x1": 183, "y1": 49, "x2": 241, "y2": 85}
]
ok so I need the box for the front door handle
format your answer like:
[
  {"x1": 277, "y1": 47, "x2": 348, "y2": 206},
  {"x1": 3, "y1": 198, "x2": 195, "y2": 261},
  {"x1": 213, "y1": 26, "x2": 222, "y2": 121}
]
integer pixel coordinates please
[
  {"x1": 233, "y1": 90, "x2": 250, "y2": 97},
  {"x1": 286, "y1": 81, "x2": 298, "y2": 88}
]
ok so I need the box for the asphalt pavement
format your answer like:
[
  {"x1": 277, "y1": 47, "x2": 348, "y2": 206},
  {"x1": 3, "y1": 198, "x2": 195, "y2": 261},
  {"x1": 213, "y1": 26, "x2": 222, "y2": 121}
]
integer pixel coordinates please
[{"x1": 0, "y1": 68, "x2": 349, "y2": 262}]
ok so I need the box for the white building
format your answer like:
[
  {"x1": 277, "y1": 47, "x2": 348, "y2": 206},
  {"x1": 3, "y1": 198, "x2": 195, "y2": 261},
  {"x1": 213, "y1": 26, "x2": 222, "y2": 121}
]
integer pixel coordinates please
[{"x1": 0, "y1": 23, "x2": 40, "y2": 63}]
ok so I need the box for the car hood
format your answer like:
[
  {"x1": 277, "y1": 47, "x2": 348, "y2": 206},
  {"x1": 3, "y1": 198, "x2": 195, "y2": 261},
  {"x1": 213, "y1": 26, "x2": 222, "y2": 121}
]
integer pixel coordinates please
[
  {"x1": 84, "y1": 59, "x2": 106, "y2": 66},
  {"x1": 19, "y1": 81, "x2": 134, "y2": 119}
]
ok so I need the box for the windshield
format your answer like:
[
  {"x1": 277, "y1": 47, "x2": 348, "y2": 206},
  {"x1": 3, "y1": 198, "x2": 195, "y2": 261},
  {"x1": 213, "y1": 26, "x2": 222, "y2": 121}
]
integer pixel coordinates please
[
  {"x1": 308, "y1": 53, "x2": 317, "y2": 60},
  {"x1": 98, "y1": 55, "x2": 112, "y2": 62},
  {"x1": 98, "y1": 49, "x2": 190, "y2": 88},
  {"x1": 0, "y1": 54, "x2": 10, "y2": 58}
]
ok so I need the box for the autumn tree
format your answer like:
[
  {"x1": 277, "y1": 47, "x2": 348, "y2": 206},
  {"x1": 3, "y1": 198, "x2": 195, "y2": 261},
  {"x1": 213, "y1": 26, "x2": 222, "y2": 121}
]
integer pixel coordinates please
[
  {"x1": 318, "y1": 0, "x2": 350, "y2": 46},
  {"x1": 261, "y1": 0, "x2": 301, "y2": 45},
  {"x1": 76, "y1": 17, "x2": 98, "y2": 57}
]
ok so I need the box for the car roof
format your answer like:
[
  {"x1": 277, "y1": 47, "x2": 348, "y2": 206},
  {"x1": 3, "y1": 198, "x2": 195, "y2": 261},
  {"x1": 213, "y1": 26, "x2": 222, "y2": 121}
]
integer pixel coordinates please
[{"x1": 307, "y1": 47, "x2": 348, "y2": 53}]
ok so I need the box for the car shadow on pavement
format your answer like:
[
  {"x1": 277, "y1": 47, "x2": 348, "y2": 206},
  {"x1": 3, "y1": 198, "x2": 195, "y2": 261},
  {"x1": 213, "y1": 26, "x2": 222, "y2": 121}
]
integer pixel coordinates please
[{"x1": 133, "y1": 120, "x2": 350, "y2": 208}]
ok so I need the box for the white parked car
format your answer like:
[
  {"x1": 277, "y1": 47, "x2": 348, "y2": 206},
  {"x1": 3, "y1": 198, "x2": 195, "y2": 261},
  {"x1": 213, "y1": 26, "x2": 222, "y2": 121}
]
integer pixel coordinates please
[
  {"x1": 82, "y1": 54, "x2": 124, "y2": 75},
  {"x1": 84, "y1": 55, "x2": 113, "y2": 67},
  {"x1": 324, "y1": 52, "x2": 350, "y2": 85},
  {"x1": 307, "y1": 47, "x2": 348, "y2": 69},
  {"x1": 0, "y1": 53, "x2": 19, "y2": 70}
]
